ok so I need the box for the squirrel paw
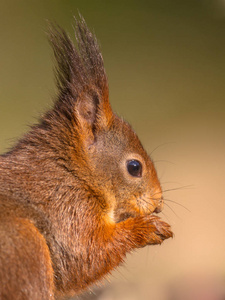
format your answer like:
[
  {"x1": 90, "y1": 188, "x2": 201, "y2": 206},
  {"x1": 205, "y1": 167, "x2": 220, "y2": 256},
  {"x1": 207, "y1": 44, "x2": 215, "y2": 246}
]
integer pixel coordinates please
[
  {"x1": 146, "y1": 215, "x2": 173, "y2": 245},
  {"x1": 127, "y1": 214, "x2": 173, "y2": 247}
]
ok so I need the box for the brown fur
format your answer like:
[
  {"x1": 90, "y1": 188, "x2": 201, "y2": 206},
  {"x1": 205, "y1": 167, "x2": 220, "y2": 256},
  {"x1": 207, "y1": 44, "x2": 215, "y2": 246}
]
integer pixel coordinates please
[{"x1": 0, "y1": 16, "x2": 172, "y2": 299}]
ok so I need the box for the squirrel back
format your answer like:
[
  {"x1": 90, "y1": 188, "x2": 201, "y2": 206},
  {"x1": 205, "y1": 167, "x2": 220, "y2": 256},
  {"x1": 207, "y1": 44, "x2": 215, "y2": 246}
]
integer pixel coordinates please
[{"x1": 0, "y1": 17, "x2": 172, "y2": 299}]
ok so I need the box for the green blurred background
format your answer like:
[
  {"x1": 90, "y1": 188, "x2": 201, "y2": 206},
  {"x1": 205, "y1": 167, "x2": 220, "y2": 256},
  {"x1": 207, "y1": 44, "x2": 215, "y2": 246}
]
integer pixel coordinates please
[{"x1": 0, "y1": 1, "x2": 225, "y2": 299}]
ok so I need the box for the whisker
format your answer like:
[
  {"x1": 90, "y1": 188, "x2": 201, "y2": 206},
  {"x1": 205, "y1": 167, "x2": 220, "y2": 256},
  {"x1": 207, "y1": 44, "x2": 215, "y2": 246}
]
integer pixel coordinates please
[
  {"x1": 163, "y1": 198, "x2": 191, "y2": 212},
  {"x1": 163, "y1": 202, "x2": 181, "y2": 219},
  {"x1": 145, "y1": 185, "x2": 194, "y2": 200},
  {"x1": 141, "y1": 193, "x2": 190, "y2": 213},
  {"x1": 159, "y1": 211, "x2": 171, "y2": 223},
  {"x1": 162, "y1": 185, "x2": 194, "y2": 193},
  {"x1": 137, "y1": 197, "x2": 154, "y2": 214},
  {"x1": 149, "y1": 142, "x2": 175, "y2": 157},
  {"x1": 148, "y1": 185, "x2": 189, "y2": 199},
  {"x1": 160, "y1": 181, "x2": 184, "y2": 186}
]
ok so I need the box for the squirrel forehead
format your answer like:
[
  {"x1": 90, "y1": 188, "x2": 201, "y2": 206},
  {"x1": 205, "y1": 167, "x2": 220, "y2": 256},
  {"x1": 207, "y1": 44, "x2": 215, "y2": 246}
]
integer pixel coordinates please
[{"x1": 93, "y1": 117, "x2": 149, "y2": 160}]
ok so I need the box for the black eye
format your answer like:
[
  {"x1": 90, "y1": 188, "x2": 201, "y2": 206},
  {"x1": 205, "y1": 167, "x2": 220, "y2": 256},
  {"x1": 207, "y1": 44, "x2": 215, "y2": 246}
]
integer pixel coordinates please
[{"x1": 127, "y1": 160, "x2": 142, "y2": 177}]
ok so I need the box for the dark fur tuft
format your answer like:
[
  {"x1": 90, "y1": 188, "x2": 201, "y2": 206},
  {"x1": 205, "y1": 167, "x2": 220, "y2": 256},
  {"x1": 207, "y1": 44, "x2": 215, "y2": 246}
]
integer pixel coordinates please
[{"x1": 48, "y1": 16, "x2": 108, "y2": 103}]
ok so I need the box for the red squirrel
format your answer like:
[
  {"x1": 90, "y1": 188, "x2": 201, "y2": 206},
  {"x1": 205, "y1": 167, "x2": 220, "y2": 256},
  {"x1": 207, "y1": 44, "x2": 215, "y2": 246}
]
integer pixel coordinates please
[{"x1": 0, "y1": 17, "x2": 173, "y2": 300}]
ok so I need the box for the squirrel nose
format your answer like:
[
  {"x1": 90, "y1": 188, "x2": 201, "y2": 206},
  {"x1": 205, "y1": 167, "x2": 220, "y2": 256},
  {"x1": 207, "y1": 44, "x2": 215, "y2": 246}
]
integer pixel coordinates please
[
  {"x1": 153, "y1": 206, "x2": 162, "y2": 213},
  {"x1": 153, "y1": 197, "x2": 164, "y2": 213}
]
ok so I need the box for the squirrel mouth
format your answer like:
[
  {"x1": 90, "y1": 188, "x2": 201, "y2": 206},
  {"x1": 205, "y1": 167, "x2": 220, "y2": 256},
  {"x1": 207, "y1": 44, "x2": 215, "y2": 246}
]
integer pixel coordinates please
[
  {"x1": 116, "y1": 206, "x2": 161, "y2": 223},
  {"x1": 153, "y1": 206, "x2": 162, "y2": 214},
  {"x1": 114, "y1": 196, "x2": 163, "y2": 223}
]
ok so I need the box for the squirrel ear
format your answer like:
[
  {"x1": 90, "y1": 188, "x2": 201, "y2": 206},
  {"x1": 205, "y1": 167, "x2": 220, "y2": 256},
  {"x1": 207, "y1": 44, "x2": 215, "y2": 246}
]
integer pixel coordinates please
[
  {"x1": 49, "y1": 16, "x2": 113, "y2": 141},
  {"x1": 76, "y1": 89, "x2": 113, "y2": 132}
]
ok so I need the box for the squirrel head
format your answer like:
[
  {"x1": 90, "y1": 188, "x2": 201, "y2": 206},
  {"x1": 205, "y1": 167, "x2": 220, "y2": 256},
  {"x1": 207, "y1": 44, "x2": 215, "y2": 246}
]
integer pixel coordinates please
[{"x1": 44, "y1": 17, "x2": 163, "y2": 223}]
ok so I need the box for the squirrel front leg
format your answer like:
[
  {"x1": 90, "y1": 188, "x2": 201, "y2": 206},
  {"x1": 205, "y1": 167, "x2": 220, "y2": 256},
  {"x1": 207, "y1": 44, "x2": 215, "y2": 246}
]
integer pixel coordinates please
[{"x1": 83, "y1": 215, "x2": 172, "y2": 284}]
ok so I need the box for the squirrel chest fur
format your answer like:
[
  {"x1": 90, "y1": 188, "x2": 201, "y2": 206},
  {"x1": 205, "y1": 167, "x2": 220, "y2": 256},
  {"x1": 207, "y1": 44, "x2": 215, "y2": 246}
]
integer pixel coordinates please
[{"x1": 0, "y1": 17, "x2": 172, "y2": 300}]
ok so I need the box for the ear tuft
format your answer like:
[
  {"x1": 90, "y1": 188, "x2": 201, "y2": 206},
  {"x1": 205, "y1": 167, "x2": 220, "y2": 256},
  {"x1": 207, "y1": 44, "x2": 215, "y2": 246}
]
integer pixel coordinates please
[{"x1": 48, "y1": 16, "x2": 113, "y2": 134}]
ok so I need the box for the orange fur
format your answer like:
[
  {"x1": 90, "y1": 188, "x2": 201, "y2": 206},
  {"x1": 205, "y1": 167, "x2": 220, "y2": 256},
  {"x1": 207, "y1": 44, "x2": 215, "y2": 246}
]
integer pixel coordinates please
[{"x1": 0, "y1": 17, "x2": 172, "y2": 299}]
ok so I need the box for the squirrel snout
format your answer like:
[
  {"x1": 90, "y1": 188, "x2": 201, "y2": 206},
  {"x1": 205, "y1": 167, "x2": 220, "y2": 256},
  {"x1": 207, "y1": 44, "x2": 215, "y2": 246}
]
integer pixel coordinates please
[
  {"x1": 153, "y1": 204, "x2": 163, "y2": 214},
  {"x1": 153, "y1": 197, "x2": 164, "y2": 214}
]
